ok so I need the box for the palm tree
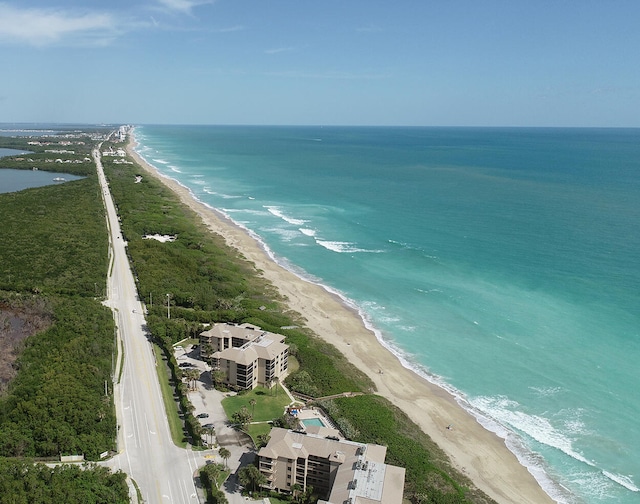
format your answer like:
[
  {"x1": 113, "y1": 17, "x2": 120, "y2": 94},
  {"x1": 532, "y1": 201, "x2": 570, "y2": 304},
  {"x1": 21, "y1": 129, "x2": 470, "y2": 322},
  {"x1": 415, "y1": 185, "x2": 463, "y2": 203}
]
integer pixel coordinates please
[
  {"x1": 238, "y1": 464, "x2": 266, "y2": 494},
  {"x1": 291, "y1": 483, "x2": 303, "y2": 501},
  {"x1": 297, "y1": 485, "x2": 315, "y2": 504},
  {"x1": 256, "y1": 433, "x2": 270, "y2": 449},
  {"x1": 219, "y1": 447, "x2": 231, "y2": 468},
  {"x1": 203, "y1": 463, "x2": 221, "y2": 489},
  {"x1": 205, "y1": 425, "x2": 215, "y2": 445},
  {"x1": 249, "y1": 398, "x2": 257, "y2": 418},
  {"x1": 211, "y1": 369, "x2": 226, "y2": 388},
  {"x1": 184, "y1": 368, "x2": 200, "y2": 391},
  {"x1": 232, "y1": 406, "x2": 251, "y2": 428}
]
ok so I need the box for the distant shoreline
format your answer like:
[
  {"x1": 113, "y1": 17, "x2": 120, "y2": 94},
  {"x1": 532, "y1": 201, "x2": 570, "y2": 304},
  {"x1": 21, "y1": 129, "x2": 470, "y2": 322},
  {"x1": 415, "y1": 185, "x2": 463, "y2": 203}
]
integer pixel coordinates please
[{"x1": 126, "y1": 130, "x2": 557, "y2": 504}]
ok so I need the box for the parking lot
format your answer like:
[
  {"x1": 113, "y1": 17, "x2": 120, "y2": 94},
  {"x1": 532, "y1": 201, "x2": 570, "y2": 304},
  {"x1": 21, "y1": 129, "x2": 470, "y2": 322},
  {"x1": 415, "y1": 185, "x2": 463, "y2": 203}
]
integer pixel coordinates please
[{"x1": 174, "y1": 342, "x2": 258, "y2": 504}]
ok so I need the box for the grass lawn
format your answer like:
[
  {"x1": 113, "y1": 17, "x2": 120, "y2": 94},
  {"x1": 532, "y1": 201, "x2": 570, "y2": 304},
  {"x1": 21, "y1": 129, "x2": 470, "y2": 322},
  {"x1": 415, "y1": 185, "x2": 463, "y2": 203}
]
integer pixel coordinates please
[
  {"x1": 217, "y1": 469, "x2": 230, "y2": 489},
  {"x1": 174, "y1": 337, "x2": 199, "y2": 347},
  {"x1": 153, "y1": 344, "x2": 187, "y2": 448},
  {"x1": 266, "y1": 496, "x2": 290, "y2": 504},
  {"x1": 222, "y1": 386, "x2": 291, "y2": 423},
  {"x1": 246, "y1": 422, "x2": 273, "y2": 442}
]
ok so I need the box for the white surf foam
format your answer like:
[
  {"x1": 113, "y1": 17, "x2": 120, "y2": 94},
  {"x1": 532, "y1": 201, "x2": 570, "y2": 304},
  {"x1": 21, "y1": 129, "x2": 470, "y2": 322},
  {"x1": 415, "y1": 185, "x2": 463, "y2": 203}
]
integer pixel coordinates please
[
  {"x1": 261, "y1": 226, "x2": 301, "y2": 242},
  {"x1": 602, "y1": 471, "x2": 640, "y2": 492},
  {"x1": 315, "y1": 239, "x2": 383, "y2": 253},
  {"x1": 264, "y1": 205, "x2": 308, "y2": 226},
  {"x1": 471, "y1": 395, "x2": 592, "y2": 466},
  {"x1": 299, "y1": 228, "x2": 316, "y2": 237}
]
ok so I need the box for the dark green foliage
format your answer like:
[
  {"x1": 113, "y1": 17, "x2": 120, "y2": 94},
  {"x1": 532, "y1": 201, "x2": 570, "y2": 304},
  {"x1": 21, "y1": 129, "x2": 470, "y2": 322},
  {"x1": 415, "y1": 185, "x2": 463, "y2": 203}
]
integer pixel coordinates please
[
  {"x1": 0, "y1": 296, "x2": 117, "y2": 460},
  {"x1": 283, "y1": 328, "x2": 372, "y2": 396},
  {"x1": 285, "y1": 370, "x2": 319, "y2": 397},
  {"x1": 155, "y1": 336, "x2": 203, "y2": 446},
  {"x1": 0, "y1": 178, "x2": 108, "y2": 296},
  {"x1": 0, "y1": 134, "x2": 117, "y2": 462},
  {"x1": 331, "y1": 395, "x2": 496, "y2": 504},
  {"x1": 0, "y1": 460, "x2": 129, "y2": 504},
  {"x1": 238, "y1": 464, "x2": 266, "y2": 494},
  {"x1": 200, "y1": 464, "x2": 229, "y2": 504}
]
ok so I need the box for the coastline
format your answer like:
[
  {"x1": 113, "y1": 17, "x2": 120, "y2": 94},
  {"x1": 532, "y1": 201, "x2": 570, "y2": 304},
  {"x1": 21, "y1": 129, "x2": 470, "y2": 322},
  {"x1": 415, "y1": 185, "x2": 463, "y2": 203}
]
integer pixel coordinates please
[{"x1": 126, "y1": 134, "x2": 557, "y2": 504}]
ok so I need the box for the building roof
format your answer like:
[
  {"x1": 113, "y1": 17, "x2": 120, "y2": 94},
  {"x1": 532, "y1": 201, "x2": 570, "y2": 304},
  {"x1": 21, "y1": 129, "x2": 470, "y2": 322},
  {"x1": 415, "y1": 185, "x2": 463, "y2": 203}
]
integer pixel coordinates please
[
  {"x1": 203, "y1": 322, "x2": 288, "y2": 362},
  {"x1": 214, "y1": 345, "x2": 259, "y2": 366},
  {"x1": 259, "y1": 428, "x2": 405, "y2": 504}
]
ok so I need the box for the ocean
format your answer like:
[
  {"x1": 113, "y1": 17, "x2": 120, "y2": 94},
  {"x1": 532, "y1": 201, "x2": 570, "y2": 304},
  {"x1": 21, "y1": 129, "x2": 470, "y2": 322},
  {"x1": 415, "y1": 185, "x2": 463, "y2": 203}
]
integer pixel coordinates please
[{"x1": 133, "y1": 125, "x2": 640, "y2": 504}]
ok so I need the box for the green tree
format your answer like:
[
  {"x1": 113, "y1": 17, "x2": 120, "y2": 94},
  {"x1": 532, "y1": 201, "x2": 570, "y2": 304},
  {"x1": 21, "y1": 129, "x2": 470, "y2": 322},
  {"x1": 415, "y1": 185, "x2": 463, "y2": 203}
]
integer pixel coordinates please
[
  {"x1": 238, "y1": 464, "x2": 266, "y2": 494},
  {"x1": 256, "y1": 433, "x2": 270, "y2": 449},
  {"x1": 219, "y1": 447, "x2": 231, "y2": 468},
  {"x1": 295, "y1": 485, "x2": 315, "y2": 504},
  {"x1": 184, "y1": 368, "x2": 200, "y2": 391},
  {"x1": 202, "y1": 463, "x2": 221, "y2": 489},
  {"x1": 211, "y1": 369, "x2": 227, "y2": 388},
  {"x1": 291, "y1": 483, "x2": 303, "y2": 501},
  {"x1": 205, "y1": 425, "x2": 216, "y2": 445},
  {"x1": 231, "y1": 406, "x2": 251, "y2": 428}
]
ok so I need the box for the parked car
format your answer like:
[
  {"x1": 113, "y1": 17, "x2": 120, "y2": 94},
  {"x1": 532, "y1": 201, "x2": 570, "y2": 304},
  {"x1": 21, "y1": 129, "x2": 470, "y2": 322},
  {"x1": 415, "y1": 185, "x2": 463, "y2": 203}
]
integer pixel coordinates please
[{"x1": 197, "y1": 413, "x2": 209, "y2": 419}]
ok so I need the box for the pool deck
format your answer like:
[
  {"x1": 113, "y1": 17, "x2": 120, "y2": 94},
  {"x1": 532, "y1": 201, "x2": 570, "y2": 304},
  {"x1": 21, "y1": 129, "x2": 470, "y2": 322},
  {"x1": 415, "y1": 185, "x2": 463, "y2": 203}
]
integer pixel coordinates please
[{"x1": 294, "y1": 407, "x2": 341, "y2": 435}]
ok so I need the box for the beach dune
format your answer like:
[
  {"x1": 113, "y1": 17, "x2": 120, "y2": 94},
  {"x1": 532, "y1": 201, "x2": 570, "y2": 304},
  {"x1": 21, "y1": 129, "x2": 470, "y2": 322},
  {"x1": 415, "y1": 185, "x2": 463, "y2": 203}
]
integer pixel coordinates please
[{"x1": 126, "y1": 135, "x2": 556, "y2": 504}]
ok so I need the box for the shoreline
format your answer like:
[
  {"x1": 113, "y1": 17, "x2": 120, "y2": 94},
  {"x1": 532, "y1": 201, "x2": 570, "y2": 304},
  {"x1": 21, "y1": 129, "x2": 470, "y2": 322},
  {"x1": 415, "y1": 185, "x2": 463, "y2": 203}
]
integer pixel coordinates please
[{"x1": 126, "y1": 133, "x2": 557, "y2": 504}]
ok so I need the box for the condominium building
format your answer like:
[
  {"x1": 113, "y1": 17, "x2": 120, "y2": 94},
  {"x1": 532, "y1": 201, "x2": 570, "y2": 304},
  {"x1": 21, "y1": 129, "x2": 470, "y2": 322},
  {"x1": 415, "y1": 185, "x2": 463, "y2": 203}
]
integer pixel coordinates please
[
  {"x1": 199, "y1": 323, "x2": 288, "y2": 390},
  {"x1": 258, "y1": 428, "x2": 405, "y2": 504}
]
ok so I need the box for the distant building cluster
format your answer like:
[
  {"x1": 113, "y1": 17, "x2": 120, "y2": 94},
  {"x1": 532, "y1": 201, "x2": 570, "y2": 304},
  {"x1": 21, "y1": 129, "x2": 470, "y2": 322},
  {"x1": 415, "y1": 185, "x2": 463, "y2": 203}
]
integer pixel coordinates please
[
  {"x1": 199, "y1": 322, "x2": 289, "y2": 390},
  {"x1": 12, "y1": 157, "x2": 91, "y2": 165},
  {"x1": 102, "y1": 147, "x2": 127, "y2": 157},
  {"x1": 101, "y1": 146, "x2": 133, "y2": 164}
]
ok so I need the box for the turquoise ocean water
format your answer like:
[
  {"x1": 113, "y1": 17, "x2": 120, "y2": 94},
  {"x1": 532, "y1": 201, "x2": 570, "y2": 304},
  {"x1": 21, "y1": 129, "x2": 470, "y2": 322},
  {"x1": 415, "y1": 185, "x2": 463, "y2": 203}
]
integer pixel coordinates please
[{"x1": 134, "y1": 125, "x2": 640, "y2": 504}]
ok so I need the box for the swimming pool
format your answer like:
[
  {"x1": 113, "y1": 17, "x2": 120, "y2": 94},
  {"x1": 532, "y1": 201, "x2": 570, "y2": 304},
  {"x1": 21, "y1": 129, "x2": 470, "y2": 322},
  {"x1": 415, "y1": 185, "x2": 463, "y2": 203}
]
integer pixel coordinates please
[{"x1": 301, "y1": 417, "x2": 326, "y2": 427}]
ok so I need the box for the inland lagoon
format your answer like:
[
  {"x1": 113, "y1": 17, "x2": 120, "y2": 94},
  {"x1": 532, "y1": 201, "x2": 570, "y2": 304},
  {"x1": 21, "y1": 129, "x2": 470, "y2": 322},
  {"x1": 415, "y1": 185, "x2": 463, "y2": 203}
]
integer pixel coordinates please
[{"x1": 0, "y1": 167, "x2": 85, "y2": 194}]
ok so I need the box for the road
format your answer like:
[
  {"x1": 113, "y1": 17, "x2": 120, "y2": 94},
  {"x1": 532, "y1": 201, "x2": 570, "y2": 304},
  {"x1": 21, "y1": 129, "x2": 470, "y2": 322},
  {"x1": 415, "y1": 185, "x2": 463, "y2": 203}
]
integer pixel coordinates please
[{"x1": 94, "y1": 144, "x2": 207, "y2": 503}]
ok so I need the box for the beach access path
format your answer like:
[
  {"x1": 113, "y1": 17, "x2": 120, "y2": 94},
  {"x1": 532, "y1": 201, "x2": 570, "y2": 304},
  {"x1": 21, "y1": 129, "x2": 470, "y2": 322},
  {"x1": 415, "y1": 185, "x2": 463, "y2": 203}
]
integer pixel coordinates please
[{"x1": 126, "y1": 133, "x2": 557, "y2": 504}]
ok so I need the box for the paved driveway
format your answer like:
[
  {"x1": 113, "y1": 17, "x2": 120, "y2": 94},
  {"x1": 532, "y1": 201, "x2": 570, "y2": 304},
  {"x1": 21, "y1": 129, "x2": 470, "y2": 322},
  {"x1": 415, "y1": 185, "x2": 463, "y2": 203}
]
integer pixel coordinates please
[{"x1": 176, "y1": 344, "x2": 260, "y2": 503}]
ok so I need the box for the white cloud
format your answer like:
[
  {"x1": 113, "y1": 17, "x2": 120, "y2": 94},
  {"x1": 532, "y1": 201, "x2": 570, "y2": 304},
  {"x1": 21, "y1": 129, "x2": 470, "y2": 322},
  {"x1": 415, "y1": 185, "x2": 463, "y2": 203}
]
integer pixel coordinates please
[
  {"x1": 356, "y1": 24, "x2": 384, "y2": 33},
  {"x1": 264, "y1": 46, "x2": 295, "y2": 55},
  {"x1": 157, "y1": 0, "x2": 214, "y2": 14},
  {"x1": 212, "y1": 25, "x2": 244, "y2": 33},
  {"x1": 264, "y1": 69, "x2": 389, "y2": 80},
  {"x1": 0, "y1": 3, "x2": 116, "y2": 46}
]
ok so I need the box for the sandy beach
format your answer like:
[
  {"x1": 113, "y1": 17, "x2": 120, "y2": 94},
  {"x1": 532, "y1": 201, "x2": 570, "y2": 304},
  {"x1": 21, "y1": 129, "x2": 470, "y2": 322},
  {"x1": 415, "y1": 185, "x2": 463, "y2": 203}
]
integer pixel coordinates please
[{"x1": 126, "y1": 135, "x2": 556, "y2": 504}]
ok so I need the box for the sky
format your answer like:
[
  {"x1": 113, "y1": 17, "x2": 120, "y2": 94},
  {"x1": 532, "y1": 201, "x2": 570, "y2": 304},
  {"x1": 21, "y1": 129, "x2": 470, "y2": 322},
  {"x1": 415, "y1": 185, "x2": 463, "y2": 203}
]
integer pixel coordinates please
[{"x1": 0, "y1": 0, "x2": 638, "y2": 127}]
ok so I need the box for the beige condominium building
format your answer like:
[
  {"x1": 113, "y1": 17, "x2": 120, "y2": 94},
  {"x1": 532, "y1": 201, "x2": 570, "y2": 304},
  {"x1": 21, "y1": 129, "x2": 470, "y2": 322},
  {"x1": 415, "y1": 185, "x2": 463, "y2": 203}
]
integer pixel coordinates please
[
  {"x1": 199, "y1": 322, "x2": 288, "y2": 390},
  {"x1": 258, "y1": 428, "x2": 405, "y2": 504}
]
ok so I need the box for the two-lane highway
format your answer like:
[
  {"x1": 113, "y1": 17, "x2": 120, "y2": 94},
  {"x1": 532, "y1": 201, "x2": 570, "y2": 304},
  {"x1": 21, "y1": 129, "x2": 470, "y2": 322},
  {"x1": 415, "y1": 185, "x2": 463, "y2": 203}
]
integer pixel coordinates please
[{"x1": 95, "y1": 143, "x2": 206, "y2": 503}]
